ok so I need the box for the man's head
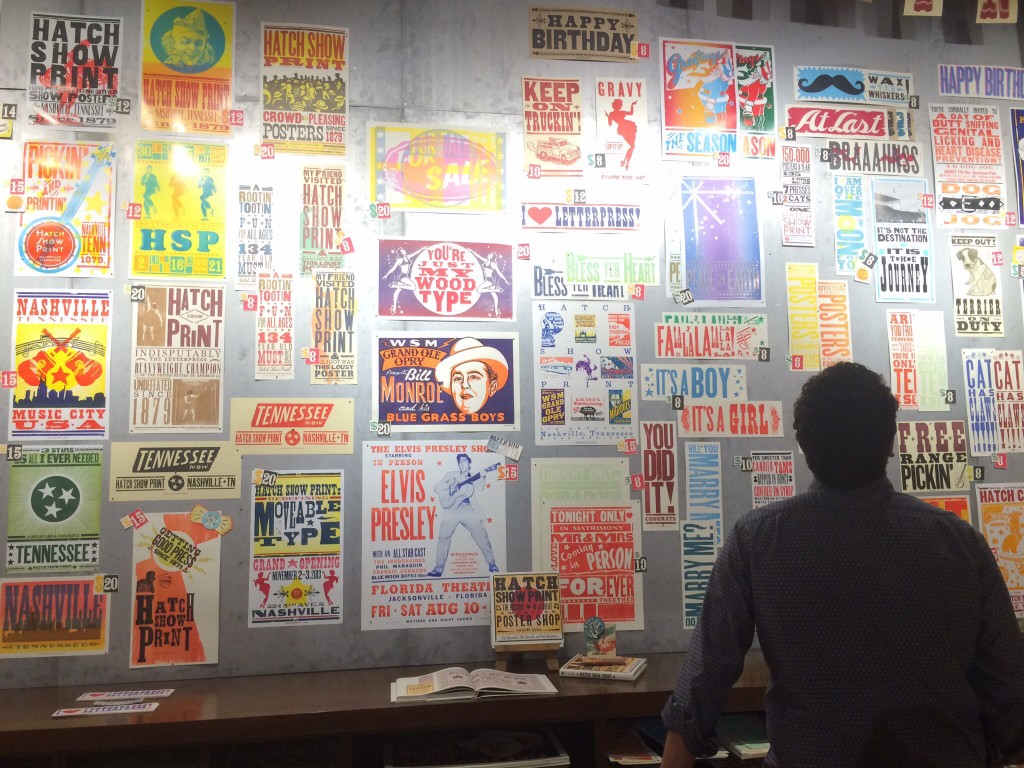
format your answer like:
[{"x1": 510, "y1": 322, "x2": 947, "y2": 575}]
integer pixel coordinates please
[
  {"x1": 161, "y1": 9, "x2": 214, "y2": 67},
  {"x1": 435, "y1": 338, "x2": 509, "y2": 415},
  {"x1": 793, "y1": 362, "x2": 898, "y2": 489},
  {"x1": 456, "y1": 453, "x2": 471, "y2": 472}
]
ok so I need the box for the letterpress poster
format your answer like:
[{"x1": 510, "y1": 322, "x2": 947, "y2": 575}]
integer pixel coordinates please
[
  {"x1": 312, "y1": 271, "x2": 357, "y2": 384},
  {"x1": 640, "y1": 363, "x2": 747, "y2": 402},
  {"x1": 794, "y1": 66, "x2": 912, "y2": 106},
  {"x1": 300, "y1": 165, "x2": 345, "y2": 274},
  {"x1": 523, "y1": 77, "x2": 584, "y2": 177},
  {"x1": 595, "y1": 77, "x2": 648, "y2": 182},
  {"x1": 640, "y1": 421, "x2": 679, "y2": 530},
  {"x1": 872, "y1": 177, "x2": 933, "y2": 302},
  {"x1": 230, "y1": 398, "x2": 355, "y2": 454},
  {"x1": 976, "y1": 483, "x2": 1024, "y2": 617},
  {"x1": 255, "y1": 272, "x2": 293, "y2": 380},
  {"x1": 896, "y1": 421, "x2": 970, "y2": 494},
  {"x1": 0, "y1": 576, "x2": 110, "y2": 657},
  {"x1": 528, "y1": 7, "x2": 637, "y2": 62},
  {"x1": 529, "y1": 239, "x2": 657, "y2": 288},
  {"x1": 949, "y1": 234, "x2": 1004, "y2": 336},
  {"x1": 655, "y1": 312, "x2": 768, "y2": 359},
  {"x1": 886, "y1": 309, "x2": 950, "y2": 412},
  {"x1": 685, "y1": 442, "x2": 722, "y2": 543},
  {"x1": 751, "y1": 451, "x2": 795, "y2": 507},
  {"x1": 780, "y1": 145, "x2": 813, "y2": 246},
  {"x1": 661, "y1": 39, "x2": 737, "y2": 160},
  {"x1": 235, "y1": 184, "x2": 274, "y2": 290},
  {"x1": 962, "y1": 349, "x2": 1024, "y2": 455},
  {"x1": 832, "y1": 174, "x2": 869, "y2": 276},
  {"x1": 735, "y1": 43, "x2": 777, "y2": 160},
  {"x1": 108, "y1": 441, "x2": 241, "y2": 501}
]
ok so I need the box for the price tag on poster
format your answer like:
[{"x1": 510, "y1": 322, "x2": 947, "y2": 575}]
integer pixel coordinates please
[
  {"x1": 992, "y1": 453, "x2": 1008, "y2": 470},
  {"x1": 517, "y1": 243, "x2": 531, "y2": 260},
  {"x1": 617, "y1": 438, "x2": 637, "y2": 455},
  {"x1": 497, "y1": 464, "x2": 519, "y2": 481},
  {"x1": 228, "y1": 109, "x2": 244, "y2": 127},
  {"x1": 940, "y1": 388, "x2": 957, "y2": 405},
  {"x1": 633, "y1": 553, "x2": 648, "y2": 573},
  {"x1": 369, "y1": 202, "x2": 391, "y2": 220},
  {"x1": 735, "y1": 456, "x2": 754, "y2": 472},
  {"x1": 757, "y1": 347, "x2": 771, "y2": 363},
  {"x1": 629, "y1": 473, "x2": 645, "y2": 491},
  {"x1": 1, "y1": 371, "x2": 16, "y2": 388},
  {"x1": 788, "y1": 354, "x2": 805, "y2": 371},
  {"x1": 111, "y1": 97, "x2": 132, "y2": 115},
  {"x1": 124, "y1": 202, "x2": 142, "y2": 220},
  {"x1": 5, "y1": 444, "x2": 22, "y2": 461},
  {"x1": 129, "y1": 285, "x2": 147, "y2": 303},
  {"x1": 715, "y1": 152, "x2": 730, "y2": 168},
  {"x1": 920, "y1": 193, "x2": 934, "y2": 209},
  {"x1": 302, "y1": 348, "x2": 320, "y2": 365},
  {"x1": 631, "y1": 284, "x2": 645, "y2": 300},
  {"x1": 527, "y1": 164, "x2": 542, "y2": 179},
  {"x1": 257, "y1": 143, "x2": 275, "y2": 160},
  {"x1": 992, "y1": 251, "x2": 1004, "y2": 266},
  {"x1": 769, "y1": 190, "x2": 785, "y2": 205},
  {"x1": 630, "y1": 41, "x2": 650, "y2": 59},
  {"x1": 241, "y1": 294, "x2": 258, "y2": 312}
]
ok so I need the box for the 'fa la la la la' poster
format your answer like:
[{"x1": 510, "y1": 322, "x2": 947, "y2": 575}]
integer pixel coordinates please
[
  {"x1": 28, "y1": 12, "x2": 122, "y2": 130},
  {"x1": 362, "y1": 441, "x2": 507, "y2": 630},
  {"x1": 533, "y1": 300, "x2": 636, "y2": 446},
  {"x1": 250, "y1": 469, "x2": 343, "y2": 627},
  {"x1": 140, "y1": 0, "x2": 234, "y2": 134},
  {"x1": 130, "y1": 284, "x2": 225, "y2": 434},
  {"x1": 1, "y1": 576, "x2": 110, "y2": 658},
  {"x1": 661, "y1": 38, "x2": 736, "y2": 160},
  {"x1": 312, "y1": 270, "x2": 357, "y2": 384},
  {"x1": 6, "y1": 446, "x2": 102, "y2": 574},
  {"x1": 132, "y1": 140, "x2": 228, "y2": 280},
  {"x1": 262, "y1": 23, "x2": 348, "y2": 155},
  {"x1": 10, "y1": 290, "x2": 111, "y2": 441},
  {"x1": 131, "y1": 510, "x2": 224, "y2": 668},
  {"x1": 17, "y1": 142, "x2": 115, "y2": 278},
  {"x1": 977, "y1": 483, "x2": 1024, "y2": 618}
]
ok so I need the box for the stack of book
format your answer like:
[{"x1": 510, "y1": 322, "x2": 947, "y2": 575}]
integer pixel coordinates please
[
  {"x1": 391, "y1": 666, "x2": 558, "y2": 703},
  {"x1": 384, "y1": 725, "x2": 570, "y2": 768},
  {"x1": 716, "y1": 713, "x2": 770, "y2": 760},
  {"x1": 557, "y1": 654, "x2": 647, "y2": 681}
]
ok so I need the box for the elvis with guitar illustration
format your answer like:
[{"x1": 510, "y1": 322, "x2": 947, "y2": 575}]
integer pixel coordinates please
[{"x1": 427, "y1": 452, "x2": 501, "y2": 577}]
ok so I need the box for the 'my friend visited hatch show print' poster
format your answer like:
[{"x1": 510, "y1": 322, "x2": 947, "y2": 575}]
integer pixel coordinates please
[
  {"x1": 300, "y1": 165, "x2": 345, "y2": 274},
  {"x1": 312, "y1": 270, "x2": 357, "y2": 384},
  {"x1": 132, "y1": 140, "x2": 227, "y2": 279},
  {"x1": 10, "y1": 290, "x2": 111, "y2": 441},
  {"x1": 361, "y1": 441, "x2": 506, "y2": 630},
  {"x1": 250, "y1": 469, "x2": 343, "y2": 627},
  {"x1": 130, "y1": 285, "x2": 224, "y2": 434}
]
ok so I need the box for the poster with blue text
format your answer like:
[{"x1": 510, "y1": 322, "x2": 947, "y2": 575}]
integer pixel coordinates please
[
  {"x1": 962, "y1": 348, "x2": 1024, "y2": 456},
  {"x1": 832, "y1": 175, "x2": 869, "y2": 276},
  {"x1": 661, "y1": 38, "x2": 736, "y2": 160}
]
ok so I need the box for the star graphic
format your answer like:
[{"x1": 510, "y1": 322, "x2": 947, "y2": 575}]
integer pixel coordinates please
[
  {"x1": 44, "y1": 502, "x2": 61, "y2": 519},
  {"x1": 83, "y1": 191, "x2": 107, "y2": 217},
  {"x1": 646, "y1": 387, "x2": 654, "y2": 398},
  {"x1": 49, "y1": 367, "x2": 70, "y2": 386},
  {"x1": 59, "y1": 487, "x2": 76, "y2": 504},
  {"x1": 36, "y1": 482, "x2": 57, "y2": 499},
  {"x1": 287, "y1": 559, "x2": 299, "y2": 568}
]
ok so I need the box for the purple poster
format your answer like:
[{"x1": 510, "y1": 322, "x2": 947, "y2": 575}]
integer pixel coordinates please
[
  {"x1": 378, "y1": 240, "x2": 514, "y2": 321},
  {"x1": 1012, "y1": 109, "x2": 1024, "y2": 227},
  {"x1": 667, "y1": 177, "x2": 765, "y2": 306},
  {"x1": 373, "y1": 333, "x2": 520, "y2": 432}
]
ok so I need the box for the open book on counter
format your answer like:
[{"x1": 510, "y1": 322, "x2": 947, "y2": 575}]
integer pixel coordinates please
[{"x1": 391, "y1": 666, "x2": 558, "y2": 703}]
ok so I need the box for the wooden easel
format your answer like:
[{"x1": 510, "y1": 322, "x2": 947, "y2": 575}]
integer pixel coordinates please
[{"x1": 493, "y1": 642, "x2": 562, "y2": 672}]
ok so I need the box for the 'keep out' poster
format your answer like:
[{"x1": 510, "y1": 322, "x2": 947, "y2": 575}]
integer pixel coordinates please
[
  {"x1": 250, "y1": 469, "x2": 343, "y2": 627},
  {"x1": 130, "y1": 285, "x2": 224, "y2": 434},
  {"x1": 10, "y1": 290, "x2": 111, "y2": 441},
  {"x1": 362, "y1": 441, "x2": 506, "y2": 630},
  {"x1": 1, "y1": 576, "x2": 110, "y2": 657},
  {"x1": 950, "y1": 234, "x2": 1004, "y2": 337}
]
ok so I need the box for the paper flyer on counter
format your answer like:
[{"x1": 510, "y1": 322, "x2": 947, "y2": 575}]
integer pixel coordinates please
[
  {"x1": 362, "y1": 441, "x2": 506, "y2": 630},
  {"x1": 250, "y1": 469, "x2": 343, "y2": 627},
  {"x1": 16, "y1": 142, "x2": 115, "y2": 278},
  {"x1": 780, "y1": 145, "x2": 813, "y2": 247},
  {"x1": 949, "y1": 234, "x2": 1004, "y2": 337},
  {"x1": 131, "y1": 510, "x2": 223, "y2": 667},
  {"x1": 374, "y1": 333, "x2": 519, "y2": 433},
  {"x1": 0, "y1": 575, "x2": 110, "y2": 657},
  {"x1": 641, "y1": 421, "x2": 679, "y2": 530},
  {"x1": 685, "y1": 442, "x2": 722, "y2": 544},
  {"x1": 368, "y1": 123, "x2": 506, "y2": 213},
  {"x1": 660, "y1": 38, "x2": 737, "y2": 160},
  {"x1": 594, "y1": 77, "x2": 649, "y2": 182},
  {"x1": 523, "y1": 77, "x2": 584, "y2": 177},
  {"x1": 312, "y1": 270, "x2": 357, "y2": 384},
  {"x1": 539, "y1": 502, "x2": 643, "y2": 631},
  {"x1": 299, "y1": 165, "x2": 345, "y2": 274},
  {"x1": 655, "y1": 312, "x2": 768, "y2": 359},
  {"x1": 109, "y1": 441, "x2": 240, "y2": 501},
  {"x1": 962, "y1": 349, "x2": 1024, "y2": 456},
  {"x1": 131, "y1": 140, "x2": 228, "y2": 279},
  {"x1": 27, "y1": 12, "x2": 122, "y2": 130},
  {"x1": 235, "y1": 184, "x2": 274, "y2": 290},
  {"x1": 6, "y1": 446, "x2": 102, "y2": 573},
  {"x1": 533, "y1": 301, "x2": 636, "y2": 446},
  {"x1": 872, "y1": 176, "x2": 933, "y2": 302},
  {"x1": 140, "y1": 0, "x2": 233, "y2": 134},
  {"x1": 378, "y1": 240, "x2": 515, "y2": 321},
  {"x1": 832, "y1": 174, "x2": 869, "y2": 276},
  {"x1": 640, "y1": 363, "x2": 747, "y2": 402},
  {"x1": 130, "y1": 284, "x2": 224, "y2": 434},
  {"x1": 261, "y1": 23, "x2": 348, "y2": 155},
  {"x1": 255, "y1": 272, "x2": 294, "y2": 380},
  {"x1": 886, "y1": 309, "x2": 950, "y2": 412},
  {"x1": 751, "y1": 451, "x2": 795, "y2": 507},
  {"x1": 897, "y1": 420, "x2": 969, "y2": 494},
  {"x1": 230, "y1": 397, "x2": 354, "y2": 454},
  {"x1": 10, "y1": 289, "x2": 111, "y2": 440},
  {"x1": 976, "y1": 483, "x2": 1024, "y2": 617}
]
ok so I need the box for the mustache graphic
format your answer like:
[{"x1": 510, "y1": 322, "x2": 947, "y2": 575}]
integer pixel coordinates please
[{"x1": 799, "y1": 74, "x2": 865, "y2": 96}]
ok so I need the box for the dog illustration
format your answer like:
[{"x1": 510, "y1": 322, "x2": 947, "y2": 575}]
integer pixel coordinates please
[{"x1": 956, "y1": 247, "x2": 997, "y2": 296}]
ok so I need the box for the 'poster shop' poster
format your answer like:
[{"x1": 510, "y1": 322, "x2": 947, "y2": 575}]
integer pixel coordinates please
[
  {"x1": 10, "y1": 290, "x2": 111, "y2": 441},
  {"x1": 362, "y1": 441, "x2": 506, "y2": 630},
  {"x1": 140, "y1": 0, "x2": 233, "y2": 134}
]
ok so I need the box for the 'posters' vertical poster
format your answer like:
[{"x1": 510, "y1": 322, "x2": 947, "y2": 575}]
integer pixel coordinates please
[
  {"x1": 595, "y1": 77, "x2": 648, "y2": 182},
  {"x1": 130, "y1": 284, "x2": 224, "y2": 433},
  {"x1": 10, "y1": 290, "x2": 111, "y2": 440},
  {"x1": 255, "y1": 272, "x2": 294, "y2": 381},
  {"x1": 886, "y1": 309, "x2": 950, "y2": 412},
  {"x1": 235, "y1": 184, "x2": 273, "y2": 290},
  {"x1": 780, "y1": 144, "x2": 813, "y2": 247},
  {"x1": 140, "y1": 0, "x2": 234, "y2": 134},
  {"x1": 362, "y1": 441, "x2": 506, "y2": 630},
  {"x1": 1, "y1": 576, "x2": 110, "y2": 657},
  {"x1": 6, "y1": 446, "x2": 102, "y2": 573},
  {"x1": 660, "y1": 38, "x2": 737, "y2": 160},
  {"x1": 872, "y1": 177, "x2": 933, "y2": 302},
  {"x1": 533, "y1": 300, "x2": 636, "y2": 446},
  {"x1": 28, "y1": 12, "x2": 122, "y2": 130},
  {"x1": 977, "y1": 483, "x2": 1024, "y2": 618},
  {"x1": 312, "y1": 270, "x2": 357, "y2": 384},
  {"x1": 261, "y1": 23, "x2": 348, "y2": 155},
  {"x1": 300, "y1": 165, "x2": 345, "y2": 274},
  {"x1": 640, "y1": 421, "x2": 679, "y2": 530},
  {"x1": 523, "y1": 77, "x2": 583, "y2": 177},
  {"x1": 666, "y1": 177, "x2": 765, "y2": 306},
  {"x1": 950, "y1": 234, "x2": 1004, "y2": 336},
  {"x1": 374, "y1": 334, "x2": 520, "y2": 432},
  {"x1": 250, "y1": 470, "x2": 343, "y2": 627},
  {"x1": 131, "y1": 511, "x2": 222, "y2": 667},
  {"x1": 132, "y1": 140, "x2": 228, "y2": 279},
  {"x1": 897, "y1": 420, "x2": 969, "y2": 494},
  {"x1": 17, "y1": 142, "x2": 115, "y2": 278}
]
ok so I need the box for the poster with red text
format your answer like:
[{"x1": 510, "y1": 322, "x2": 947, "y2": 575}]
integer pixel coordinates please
[
  {"x1": 1, "y1": 576, "x2": 110, "y2": 657},
  {"x1": 886, "y1": 309, "x2": 950, "y2": 412},
  {"x1": 751, "y1": 451, "x2": 795, "y2": 507},
  {"x1": 780, "y1": 145, "x2": 813, "y2": 246},
  {"x1": 660, "y1": 38, "x2": 736, "y2": 160},
  {"x1": 538, "y1": 503, "x2": 643, "y2": 631},
  {"x1": 594, "y1": 77, "x2": 648, "y2": 183},
  {"x1": 523, "y1": 77, "x2": 583, "y2": 177},
  {"x1": 977, "y1": 483, "x2": 1024, "y2": 618},
  {"x1": 300, "y1": 165, "x2": 345, "y2": 274},
  {"x1": 230, "y1": 397, "x2": 355, "y2": 454},
  {"x1": 949, "y1": 234, "x2": 1004, "y2": 337},
  {"x1": 896, "y1": 420, "x2": 970, "y2": 494},
  {"x1": 362, "y1": 441, "x2": 507, "y2": 630},
  {"x1": 255, "y1": 272, "x2": 293, "y2": 380},
  {"x1": 10, "y1": 290, "x2": 111, "y2": 441},
  {"x1": 131, "y1": 510, "x2": 223, "y2": 667},
  {"x1": 640, "y1": 421, "x2": 679, "y2": 530}
]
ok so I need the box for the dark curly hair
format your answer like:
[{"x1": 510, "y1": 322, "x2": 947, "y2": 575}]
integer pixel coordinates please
[{"x1": 793, "y1": 362, "x2": 898, "y2": 489}]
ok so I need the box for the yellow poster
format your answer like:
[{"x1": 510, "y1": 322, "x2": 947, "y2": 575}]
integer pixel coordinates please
[
  {"x1": 141, "y1": 0, "x2": 234, "y2": 134},
  {"x1": 977, "y1": 483, "x2": 1024, "y2": 618},
  {"x1": 132, "y1": 140, "x2": 227, "y2": 279},
  {"x1": 785, "y1": 262, "x2": 820, "y2": 371}
]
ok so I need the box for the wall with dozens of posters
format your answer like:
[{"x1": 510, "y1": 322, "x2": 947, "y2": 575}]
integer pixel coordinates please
[{"x1": 0, "y1": 0, "x2": 1022, "y2": 689}]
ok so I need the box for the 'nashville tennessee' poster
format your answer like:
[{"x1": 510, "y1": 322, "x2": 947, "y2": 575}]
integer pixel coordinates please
[
  {"x1": 1, "y1": 576, "x2": 110, "y2": 658},
  {"x1": 10, "y1": 290, "x2": 111, "y2": 441},
  {"x1": 141, "y1": 0, "x2": 234, "y2": 134}
]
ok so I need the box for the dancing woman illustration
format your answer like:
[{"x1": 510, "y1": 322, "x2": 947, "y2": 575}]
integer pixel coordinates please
[
  {"x1": 475, "y1": 251, "x2": 511, "y2": 317},
  {"x1": 605, "y1": 98, "x2": 638, "y2": 169},
  {"x1": 382, "y1": 246, "x2": 416, "y2": 313}
]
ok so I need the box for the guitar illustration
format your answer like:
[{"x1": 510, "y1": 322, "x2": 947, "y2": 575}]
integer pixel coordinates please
[
  {"x1": 19, "y1": 143, "x2": 114, "y2": 274},
  {"x1": 440, "y1": 463, "x2": 500, "y2": 509}
]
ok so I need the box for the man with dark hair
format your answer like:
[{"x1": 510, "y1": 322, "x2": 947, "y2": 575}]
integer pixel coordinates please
[{"x1": 661, "y1": 362, "x2": 1024, "y2": 768}]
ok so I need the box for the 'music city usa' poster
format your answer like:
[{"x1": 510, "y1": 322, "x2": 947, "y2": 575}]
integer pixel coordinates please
[
  {"x1": 17, "y1": 142, "x2": 115, "y2": 278},
  {"x1": 132, "y1": 140, "x2": 228, "y2": 279},
  {"x1": 27, "y1": 12, "x2": 122, "y2": 130},
  {"x1": 262, "y1": 23, "x2": 348, "y2": 155},
  {"x1": 378, "y1": 240, "x2": 515, "y2": 321},
  {"x1": 362, "y1": 440, "x2": 507, "y2": 630},
  {"x1": 374, "y1": 334, "x2": 520, "y2": 433},
  {"x1": 130, "y1": 285, "x2": 224, "y2": 434},
  {"x1": 140, "y1": 0, "x2": 233, "y2": 134},
  {"x1": 10, "y1": 290, "x2": 111, "y2": 441},
  {"x1": 369, "y1": 123, "x2": 507, "y2": 213},
  {"x1": 1, "y1": 576, "x2": 110, "y2": 657},
  {"x1": 250, "y1": 469, "x2": 343, "y2": 627},
  {"x1": 131, "y1": 510, "x2": 224, "y2": 667},
  {"x1": 661, "y1": 39, "x2": 737, "y2": 160}
]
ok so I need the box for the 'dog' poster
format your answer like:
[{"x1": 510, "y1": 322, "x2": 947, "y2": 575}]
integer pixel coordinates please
[
  {"x1": 140, "y1": 0, "x2": 234, "y2": 134},
  {"x1": 132, "y1": 140, "x2": 227, "y2": 279}
]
